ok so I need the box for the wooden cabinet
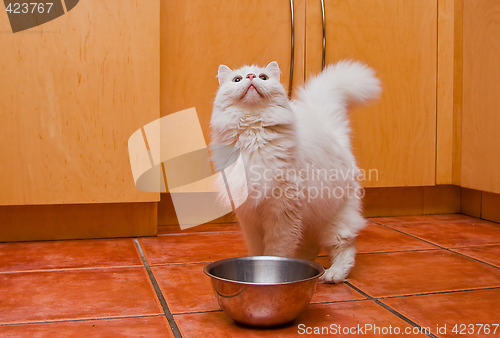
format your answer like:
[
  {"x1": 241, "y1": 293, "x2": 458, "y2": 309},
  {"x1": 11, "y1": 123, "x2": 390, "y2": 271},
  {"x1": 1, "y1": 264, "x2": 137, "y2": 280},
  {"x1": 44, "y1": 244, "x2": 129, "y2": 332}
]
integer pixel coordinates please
[
  {"x1": 461, "y1": 0, "x2": 500, "y2": 195},
  {"x1": 0, "y1": 1, "x2": 160, "y2": 240},
  {"x1": 306, "y1": 0, "x2": 438, "y2": 187},
  {"x1": 162, "y1": 0, "x2": 438, "y2": 190},
  {"x1": 0, "y1": 0, "x2": 159, "y2": 205}
]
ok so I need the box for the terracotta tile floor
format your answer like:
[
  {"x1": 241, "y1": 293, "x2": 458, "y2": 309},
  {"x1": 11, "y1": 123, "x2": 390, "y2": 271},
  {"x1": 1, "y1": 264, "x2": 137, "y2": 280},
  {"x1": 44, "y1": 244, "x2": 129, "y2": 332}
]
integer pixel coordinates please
[{"x1": 0, "y1": 214, "x2": 499, "y2": 337}]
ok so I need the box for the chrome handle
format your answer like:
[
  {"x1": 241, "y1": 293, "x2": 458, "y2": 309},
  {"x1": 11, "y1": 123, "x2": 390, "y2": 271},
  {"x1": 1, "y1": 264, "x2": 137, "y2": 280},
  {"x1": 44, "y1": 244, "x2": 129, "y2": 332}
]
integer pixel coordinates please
[
  {"x1": 289, "y1": 0, "x2": 295, "y2": 99},
  {"x1": 320, "y1": 0, "x2": 326, "y2": 70}
]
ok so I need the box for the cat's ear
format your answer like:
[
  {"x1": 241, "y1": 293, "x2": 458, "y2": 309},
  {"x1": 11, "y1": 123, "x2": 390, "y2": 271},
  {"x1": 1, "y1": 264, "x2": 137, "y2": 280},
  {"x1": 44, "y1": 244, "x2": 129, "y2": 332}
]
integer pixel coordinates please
[
  {"x1": 265, "y1": 61, "x2": 281, "y2": 81},
  {"x1": 217, "y1": 65, "x2": 233, "y2": 85}
]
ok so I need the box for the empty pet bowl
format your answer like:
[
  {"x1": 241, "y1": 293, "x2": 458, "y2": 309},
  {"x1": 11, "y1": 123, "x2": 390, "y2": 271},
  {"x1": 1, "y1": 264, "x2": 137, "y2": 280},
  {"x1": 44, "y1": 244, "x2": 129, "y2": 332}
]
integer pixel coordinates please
[{"x1": 203, "y1": 256, "x2": 325, "y2": 327}]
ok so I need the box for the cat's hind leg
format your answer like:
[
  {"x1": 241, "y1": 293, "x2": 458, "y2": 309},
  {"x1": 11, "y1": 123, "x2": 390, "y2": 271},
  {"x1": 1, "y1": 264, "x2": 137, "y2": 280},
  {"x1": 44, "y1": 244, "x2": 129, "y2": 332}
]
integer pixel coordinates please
[
  {"x1": 321, "y1": 236, "x2": 357, "y2": 283},
  {"x1": 240, "y1": 221, "x2": 265, "y2": 256}
]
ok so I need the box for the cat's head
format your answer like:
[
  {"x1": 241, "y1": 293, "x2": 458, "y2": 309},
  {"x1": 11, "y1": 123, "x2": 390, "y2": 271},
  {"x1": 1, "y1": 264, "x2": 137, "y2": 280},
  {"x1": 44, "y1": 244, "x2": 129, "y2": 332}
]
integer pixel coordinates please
[{"x1": 215, "y1": 61, "x2": 288, "y2": 108}]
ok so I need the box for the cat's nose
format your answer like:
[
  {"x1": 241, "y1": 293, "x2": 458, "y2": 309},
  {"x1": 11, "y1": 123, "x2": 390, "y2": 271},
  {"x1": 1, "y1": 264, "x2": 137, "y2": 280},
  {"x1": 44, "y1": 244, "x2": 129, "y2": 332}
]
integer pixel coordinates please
[{"x1": 246, "y1": 73, "x2": 256, "y2": 80}]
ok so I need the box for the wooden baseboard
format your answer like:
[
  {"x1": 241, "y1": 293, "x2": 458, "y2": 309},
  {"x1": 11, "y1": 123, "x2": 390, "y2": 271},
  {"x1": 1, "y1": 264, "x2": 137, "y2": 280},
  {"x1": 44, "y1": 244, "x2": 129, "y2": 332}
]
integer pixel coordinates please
[
  {"x1": 479, "y1": 191, "x2": 500, "y2": 223},
  {"x1": 159, "y1": 186, "x2": 499, "y2": 225},
  {"x1": 362, "y1": 185, "x2": 461, "y2": 217},
  {"x1": 460, "y1": 188, "x2": 482, "y2": 218},
  {"x1": 0, "y1": 202, "x2": 157, "y2": 242},
  {"x1": 3, "y1": 187, "x2": 495, "y2": 242},
  {"x1": 159, "y1": 186, "x2": 463, "y2": 225}
]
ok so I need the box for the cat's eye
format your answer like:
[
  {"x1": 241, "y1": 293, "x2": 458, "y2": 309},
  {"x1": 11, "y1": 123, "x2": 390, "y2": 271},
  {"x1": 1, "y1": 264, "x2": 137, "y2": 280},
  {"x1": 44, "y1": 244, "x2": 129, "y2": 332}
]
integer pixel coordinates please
[
  {"x1": 259, "y1": 74, "x2": 269, "y2": 80},
  {"x1": 232, "y1": 76, "x2": 243, "y2": 83}
]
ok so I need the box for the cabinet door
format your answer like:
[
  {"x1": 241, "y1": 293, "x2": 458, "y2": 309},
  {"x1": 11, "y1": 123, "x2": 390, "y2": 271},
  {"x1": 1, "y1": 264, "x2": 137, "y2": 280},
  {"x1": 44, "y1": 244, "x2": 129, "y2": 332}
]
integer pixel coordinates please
[
  {"x1": 462, "y1": 0, "x2": 500, "y2": 194},
  {"x1": 161, "y1": 0, "x2": 303, "y2": 143},
  {"x1": 0, "y1": 0, "x2": 160, "y2": 205},
  {"x1": 160, "y1": 0, "x2": 303, "y2": 224},
  {"x1": 306, "y1": 0, "x2": 437, "y2": 187}
]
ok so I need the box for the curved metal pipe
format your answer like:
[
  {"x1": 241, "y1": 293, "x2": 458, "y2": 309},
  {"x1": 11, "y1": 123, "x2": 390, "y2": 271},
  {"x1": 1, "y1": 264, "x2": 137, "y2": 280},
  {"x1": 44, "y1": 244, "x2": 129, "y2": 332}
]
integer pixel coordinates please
[
  {"x1": 289, "y1": 0, "x2": 295, "y2": 99},
  {"x1": 320, "y1": 0, "x2": 326, "y2": 70}
]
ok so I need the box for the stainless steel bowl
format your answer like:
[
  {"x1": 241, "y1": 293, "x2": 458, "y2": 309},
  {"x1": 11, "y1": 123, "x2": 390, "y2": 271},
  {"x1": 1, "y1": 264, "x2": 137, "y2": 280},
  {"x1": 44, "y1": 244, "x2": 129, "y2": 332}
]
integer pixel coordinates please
[{"x1": 204, "y1": 256, "x2": 325, "y2": 327}]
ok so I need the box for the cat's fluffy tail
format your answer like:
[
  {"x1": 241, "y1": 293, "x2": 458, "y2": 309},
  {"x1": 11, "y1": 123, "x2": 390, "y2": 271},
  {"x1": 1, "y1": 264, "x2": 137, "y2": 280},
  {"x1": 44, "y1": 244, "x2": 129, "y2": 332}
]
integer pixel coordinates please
[
  {"x1": 299, "y1": 59, "x2": 381, "y2": 107},
  {"x1": 295, "y1": 60, "x2": 381, "y2": 145}
]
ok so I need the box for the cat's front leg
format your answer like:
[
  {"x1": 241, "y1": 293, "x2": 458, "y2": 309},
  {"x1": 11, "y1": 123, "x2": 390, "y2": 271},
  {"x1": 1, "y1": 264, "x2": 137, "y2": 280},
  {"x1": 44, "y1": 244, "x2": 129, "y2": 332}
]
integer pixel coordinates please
[
  {"x1": 262, "y1": 222, "x2": 302, "y2": 258},
  {"x1": 240, "y1": 220, "x2": 265, "y2": 256},
  {"x1": 261, "y1": 188, "x2": 304, "y2": 258}
]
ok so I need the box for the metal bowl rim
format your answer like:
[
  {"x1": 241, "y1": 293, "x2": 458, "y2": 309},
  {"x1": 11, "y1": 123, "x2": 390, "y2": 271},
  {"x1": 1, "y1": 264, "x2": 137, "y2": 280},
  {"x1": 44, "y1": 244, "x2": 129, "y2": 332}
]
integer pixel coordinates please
[{"x1": 203, "y1": 256, "x2": 325, "y2": 286}]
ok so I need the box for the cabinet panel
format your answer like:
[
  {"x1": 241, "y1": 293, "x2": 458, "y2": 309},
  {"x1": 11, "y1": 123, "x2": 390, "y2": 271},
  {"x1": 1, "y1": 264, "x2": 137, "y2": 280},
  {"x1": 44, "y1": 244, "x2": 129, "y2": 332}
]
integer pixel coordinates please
[
  {"x1": 161, "y1": 0, "x2": 303, "y2": 142},
  {"x1": 462, "y1": 0, "x2": 500, "y2": 194},
  {"x1": 160, "y1": 0, "x2": 304, "y2": 224},
  {"x1": 0, "y1": 0, "x2": 160, "y2": 205},
  {"x1": 306, "y1": 0, "x2": 437, "y2": 187}
]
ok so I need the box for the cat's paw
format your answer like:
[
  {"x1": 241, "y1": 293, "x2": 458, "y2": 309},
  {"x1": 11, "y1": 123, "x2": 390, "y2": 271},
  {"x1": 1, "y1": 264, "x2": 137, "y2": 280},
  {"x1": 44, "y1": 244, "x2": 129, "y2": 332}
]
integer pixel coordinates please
[{"x1": 320, "y1": 266, "x2": 349, "y2": 284}]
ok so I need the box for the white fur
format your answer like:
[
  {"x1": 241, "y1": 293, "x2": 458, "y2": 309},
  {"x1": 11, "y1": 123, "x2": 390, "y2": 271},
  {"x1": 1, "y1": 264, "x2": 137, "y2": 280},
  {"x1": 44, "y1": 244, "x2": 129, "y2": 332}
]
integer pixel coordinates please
[{"x1": 210, "y1": 60, "x2": 381, "y2": 283}]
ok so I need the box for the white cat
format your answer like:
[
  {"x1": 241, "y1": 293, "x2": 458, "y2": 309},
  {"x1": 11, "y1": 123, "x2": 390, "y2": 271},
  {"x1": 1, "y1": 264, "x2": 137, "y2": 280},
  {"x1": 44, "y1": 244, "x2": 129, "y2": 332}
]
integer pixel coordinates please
[{"x1": 210, "y1": 60, "x2": 380, "y2": 283}]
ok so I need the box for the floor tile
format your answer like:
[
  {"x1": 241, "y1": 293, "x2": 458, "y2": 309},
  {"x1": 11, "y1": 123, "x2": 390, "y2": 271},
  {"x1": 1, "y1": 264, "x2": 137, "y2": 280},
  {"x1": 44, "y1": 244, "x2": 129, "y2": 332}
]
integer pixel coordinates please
[
  {"x1": 312, "y1": 282, "x2": 366, "y2": 304},
  {"x1": 348, "y1": 250, "x2": 500, "y2": 298},
  {"x1": 382, "y1": 289, "x2": 500, "y2": 338},
  {"x1": 175, "y1": 300, "x2": 425, "y2": 337},
  {"x1": 453, "y1": 245, "x2": 500, "y2": 268},
  {"x1": 158, "y1": 222, "x2": 240, "y2": 235},
  {"x1": 0, "y1": 239, "x2": 142, "y2": 273},
  {"x1": 0, "y1": 316, "x2": 173, "y2": 337},
  {"x1": 0, "y1": 267, "x2": 162, "y2": 324},
  {"x1": 152, "y1": 263, "x2": 219, "y2": 314},
  {"x1": 139, "y1": 232, "x2": 247, "y2": 265},
  {"x1": 386, "y1": 221, "x2": 500, "y2": 248},
  {"x1": 356, "y1": 223, "x2": 437, "y2": 253},
  {"x1": 370, "y1": 214, "x2": 476, "y2": 226}
]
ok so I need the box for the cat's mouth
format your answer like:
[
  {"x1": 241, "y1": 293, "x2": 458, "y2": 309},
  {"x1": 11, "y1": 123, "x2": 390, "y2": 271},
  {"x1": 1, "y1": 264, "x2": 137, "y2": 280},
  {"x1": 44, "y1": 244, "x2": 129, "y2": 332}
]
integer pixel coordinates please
[{"x1": 243, "y1": 84, "x2": 263, "y2": 98}]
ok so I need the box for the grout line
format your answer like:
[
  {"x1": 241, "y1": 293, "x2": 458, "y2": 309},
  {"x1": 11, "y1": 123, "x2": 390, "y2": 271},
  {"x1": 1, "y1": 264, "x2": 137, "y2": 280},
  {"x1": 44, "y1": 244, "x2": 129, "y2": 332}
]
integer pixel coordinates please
[
  {"x1": 149, "y1": 262, "x2": 210, "y2": 267},
  {"x1": 0, "y1": 314, "x2": 164, "y2": 327},
  {"x1": 450, "y1": 243, "x2": 500, "y2": 249},
  {"x1": 0, "y1": 265, "x2": 144, "y2": 275},
  {"x1": 309, "y1": 298, "x2": 368, "y2": 306},
  {"x1": 133, "y1": 239, "x2": 183, "y2": 338},
  {"x1": 377, "y1": 286, "x2": 500, "y2": 300},
  {"x1": 173, "y1": 309, "x2": 222, "y2": 316},
  {"x1": 147, "y1": 256, "x2": 244, "y2": 267},
  {"x1": 370, "y1": 220, "x2": 500, "y2": 270},
  {"x1": 356, "y1": 248, "x2": 441, "y2": 256},
  {"x1": 444, "y1": 248, "x2": 500, "y2": 270},
  {"x1": 345, "y1": 282, "x2": 438, "y2": 338}
]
